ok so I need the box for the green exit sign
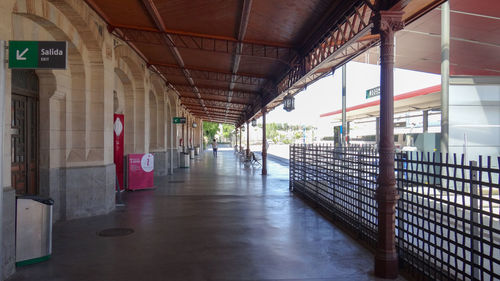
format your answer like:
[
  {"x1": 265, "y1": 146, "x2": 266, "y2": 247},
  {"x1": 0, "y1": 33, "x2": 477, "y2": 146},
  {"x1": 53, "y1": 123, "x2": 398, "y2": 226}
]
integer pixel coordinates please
[
  {"x1": 173, "y1": 117, "x2": 186, "y2": 124},
  {"x1": 365, "y1": 86, "x2": 380, "y2": 99},
  {"x1": 9, "y1": 41, "x2": 67, "y2": 69}
]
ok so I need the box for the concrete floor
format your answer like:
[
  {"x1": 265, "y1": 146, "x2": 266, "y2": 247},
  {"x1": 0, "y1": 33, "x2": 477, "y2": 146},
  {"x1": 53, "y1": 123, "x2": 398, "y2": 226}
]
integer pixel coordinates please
[{"x1": 8, "y1": 149, "x2": 405, "y2": 281}]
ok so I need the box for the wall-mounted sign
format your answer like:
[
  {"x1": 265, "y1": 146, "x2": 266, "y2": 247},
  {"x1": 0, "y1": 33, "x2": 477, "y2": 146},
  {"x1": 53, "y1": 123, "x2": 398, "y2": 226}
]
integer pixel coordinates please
[
  {"x1": 173, "y1": 117, "x2": 186, "y2": 124},
  {"x1": 9, "y1": 41, "x2": 67, "y2": 69},
  {"x1": 365, "y1": 86, "x2": 380, "y2": 99}
]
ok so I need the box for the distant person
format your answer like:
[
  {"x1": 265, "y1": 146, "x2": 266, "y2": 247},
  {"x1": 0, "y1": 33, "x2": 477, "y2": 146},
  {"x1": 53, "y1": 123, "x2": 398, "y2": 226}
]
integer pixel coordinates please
[{"x1": 212, "y1": 138, "x2": 218, "y2": 157}]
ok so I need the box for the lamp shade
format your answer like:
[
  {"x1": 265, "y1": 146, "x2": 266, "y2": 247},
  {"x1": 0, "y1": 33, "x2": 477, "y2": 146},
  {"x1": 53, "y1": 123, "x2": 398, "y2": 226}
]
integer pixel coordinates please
[
  {"x1": 251, "y1": 119, "x2": 257, "y2": 127},
  {"x1": 192, "y1": 122, "x2": 197, "y2": 128}
]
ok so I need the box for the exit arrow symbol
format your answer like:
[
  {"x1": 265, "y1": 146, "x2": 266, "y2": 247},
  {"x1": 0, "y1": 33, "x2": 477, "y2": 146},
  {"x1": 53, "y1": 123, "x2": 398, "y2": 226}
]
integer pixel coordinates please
[{"x1": 16, "y1": 48, "x2": 29, "y2": 61}]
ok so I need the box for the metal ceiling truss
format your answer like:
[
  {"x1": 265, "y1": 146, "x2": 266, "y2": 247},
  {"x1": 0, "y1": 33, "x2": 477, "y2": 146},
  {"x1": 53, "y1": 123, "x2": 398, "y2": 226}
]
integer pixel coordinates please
[
  {"x1": 116, "y1": 26, "x2": 295, "y2": 63},
  {"x1": 277, "y1": 3, "x2": 374, "y2": 94},
  {"x1": 141, "y1": 0, "x2": 210, "y2": 116},
  {"x1": 182, "y1": 97, "x2": 247, "y2": 110},
  {"x1": 174, "y1": 85, "x2": 258, "y2": 99},
  {"x1": 154, "y1": 64, "x2": 265, "y2": 86},
  {"x1": 240, "y1": 2, "x2": 376, "y2": 126}
]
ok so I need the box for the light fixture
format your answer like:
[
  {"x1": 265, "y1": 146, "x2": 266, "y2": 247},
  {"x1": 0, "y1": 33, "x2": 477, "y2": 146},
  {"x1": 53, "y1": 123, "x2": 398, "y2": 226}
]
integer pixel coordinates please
[
  {"x1": 251, "y1": 119, "x2": 257, "y2": 127},
  {"x1": 192, "y1": 122, "x2": 197, "y2": 128},
  {"x1": 283, "y1": 95, "x2": 295, "y2": 112},
  {"x1": 241, "y1": 126, "x2": 245, "y2": 132}
]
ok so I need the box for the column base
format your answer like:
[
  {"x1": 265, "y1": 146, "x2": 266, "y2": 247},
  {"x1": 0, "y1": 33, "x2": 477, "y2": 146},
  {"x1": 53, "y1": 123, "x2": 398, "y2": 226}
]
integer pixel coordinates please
[{"x1": 374, "y1": 254, "x2": 399, "y2": 279}]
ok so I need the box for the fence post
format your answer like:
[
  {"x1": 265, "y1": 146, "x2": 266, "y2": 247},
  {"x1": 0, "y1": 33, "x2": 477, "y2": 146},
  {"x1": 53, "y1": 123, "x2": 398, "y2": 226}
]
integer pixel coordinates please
[
  {"x1": 357, "y1": 147, "x2": 363, "y2": 238},
  {"x1": 315, "y1": 144, "x2": 319, "y2": 201},
  {"x1": 395, "y1": 152, "x2": 405, "y2": 255},
  {"x1": 288, "y1": 144, "x2": 295, "y2": 191},
  {"x1": 469, "y1": 160, "x2": 480, "y2": 280}
]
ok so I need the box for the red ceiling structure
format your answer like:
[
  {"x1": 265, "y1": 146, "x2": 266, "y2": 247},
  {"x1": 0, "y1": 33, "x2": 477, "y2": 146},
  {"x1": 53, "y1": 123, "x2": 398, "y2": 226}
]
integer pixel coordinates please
[{"x1": 84, "y1": 0, "x2": 445, "y2": 126}]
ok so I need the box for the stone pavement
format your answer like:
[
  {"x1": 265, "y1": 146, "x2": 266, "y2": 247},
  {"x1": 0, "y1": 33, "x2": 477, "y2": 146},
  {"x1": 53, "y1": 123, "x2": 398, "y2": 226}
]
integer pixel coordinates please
[{"x1": 8, "y1": 149, "x2": 405, "y2": 281}]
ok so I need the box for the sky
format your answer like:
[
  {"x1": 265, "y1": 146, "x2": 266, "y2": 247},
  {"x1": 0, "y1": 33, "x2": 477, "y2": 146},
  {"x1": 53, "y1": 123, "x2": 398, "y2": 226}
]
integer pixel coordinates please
[{"x1": 263, "y1": 61, "x2": 441, "y2": 127}]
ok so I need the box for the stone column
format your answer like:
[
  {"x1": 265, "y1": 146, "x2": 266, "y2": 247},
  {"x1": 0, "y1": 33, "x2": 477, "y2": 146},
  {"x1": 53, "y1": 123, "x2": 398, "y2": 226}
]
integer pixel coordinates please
[
  {"x1": 239, "y1": 127, "x2": 242, "y2": 152},
  {"x1": 374, "y1": 10, "x2": 404, "y2": 279},
  {"x1": 262, "y1": 108, "x2": 267, "y2": 175}
]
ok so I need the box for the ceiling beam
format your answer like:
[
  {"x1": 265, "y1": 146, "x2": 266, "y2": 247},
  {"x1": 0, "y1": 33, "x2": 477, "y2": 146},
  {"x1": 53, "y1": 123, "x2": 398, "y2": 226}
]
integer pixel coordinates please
[
  {"x1": 141, "y1": 0, "x2": 209, "y2": 115},
  {"x1": 175, "y1": 85, "x2": 258, "y2": 99},
  {"x1": 224, "y1": 0, "x2": 253, "y2": 123},
  {"x1": 111, "y1": 23, "x2": 293, "y2": 49},
  {"x1": 154, "y1": 63, "x2": 265, "y2": 86}
]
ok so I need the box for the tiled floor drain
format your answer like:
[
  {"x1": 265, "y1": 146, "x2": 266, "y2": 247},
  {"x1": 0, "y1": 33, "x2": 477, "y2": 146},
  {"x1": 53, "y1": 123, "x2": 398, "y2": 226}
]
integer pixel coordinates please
[
  {"x1": 97, "y1": 228, "x2": 134, "y2": 237},
  {"x1": 168, "y1": 180, "x2": 185, "y2": 183}
]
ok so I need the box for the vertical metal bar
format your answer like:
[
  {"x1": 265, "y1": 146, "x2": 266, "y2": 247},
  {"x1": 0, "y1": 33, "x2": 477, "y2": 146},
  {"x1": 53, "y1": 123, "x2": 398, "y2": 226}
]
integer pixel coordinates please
[
  {"x1": 246, "y1": 121, "x2": 250, "y2": 158},
  {"x1": 357, "y1": 147, "x2": 363, "y2": 238},
  {"x1": 374, "y1": 10, "x2": 404, "y2": 279},
  {"x1": 440, "y1": 1, "x2": 450, "y2": 154},
  {"x1": 423, "y1": 110, "x2": 429, "y2": 133},
  {"x1": 0, "y1": 40, "x2": 6, "y2": 281},
  {"x1": 262, "y1": 108, "x2": 267, "y2": 175},
  {"x1": 239, "y1": 127, "x2": 242, "y2": 152},
  {"x1": 470, "y1": 160, "x2": 480, "y2": 280},
  {"x1": 342, "y1": 64, "x2": 347, "y2": 147},
  {"x1": 375, "y1": 117, "x2": 380, "y2": 144}
]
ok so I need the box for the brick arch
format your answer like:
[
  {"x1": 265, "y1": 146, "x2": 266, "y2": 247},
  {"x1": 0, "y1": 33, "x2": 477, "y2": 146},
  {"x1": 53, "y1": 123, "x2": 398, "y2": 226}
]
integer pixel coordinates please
[
  {"x1": 13, "y1": 0, "x2": 106, "y2": 164},
  {"x1": 114, "y1": 45, "x2": 146, "y2": 153}
]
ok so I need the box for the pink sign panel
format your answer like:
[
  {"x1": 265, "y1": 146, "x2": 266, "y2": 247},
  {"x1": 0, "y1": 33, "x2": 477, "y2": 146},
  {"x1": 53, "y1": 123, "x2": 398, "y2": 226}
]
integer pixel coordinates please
[
  {"x1": 113, "y1": 114, "x2": 125, "y2": 190},
  {"x1": 127, "y1": 153, "x2": 154, "y2": 190}
]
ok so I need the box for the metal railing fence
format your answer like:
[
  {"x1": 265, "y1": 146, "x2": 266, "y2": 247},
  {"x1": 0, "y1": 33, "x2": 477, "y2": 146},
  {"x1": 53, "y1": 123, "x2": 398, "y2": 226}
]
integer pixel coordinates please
[{"x1": 290, "y1": 144, "x2": 500, "y2": 281}]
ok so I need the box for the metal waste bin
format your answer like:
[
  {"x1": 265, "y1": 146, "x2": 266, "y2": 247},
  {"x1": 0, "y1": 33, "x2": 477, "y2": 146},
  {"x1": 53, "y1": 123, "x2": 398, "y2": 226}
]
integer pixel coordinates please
[
  {"x1": 179, "y1": 152, "x2": 190, "y2": 168},
  {"x1": 16, "y1": 196, "x2": 54, "y2": 266},
  {"x1": 189, "y1": 148, "x2": 195, "y2": 159},
  {"x1": 194, "y1": 147, "x2": 200, "y2": 156}
]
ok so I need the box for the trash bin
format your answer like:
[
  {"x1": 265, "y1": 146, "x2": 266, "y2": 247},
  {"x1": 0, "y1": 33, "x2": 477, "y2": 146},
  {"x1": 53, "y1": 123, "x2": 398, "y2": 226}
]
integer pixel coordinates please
[
  {"x1": 179, "y1": 152, "x2": 190, "y2": 168},
  {"x1": 189, "y1": 148, "x2": 195, "y2": 159},
  {"x1": 16, "y1": 196, "x2": 54, "y2": 266},
  {"x1": 195, "y1": 147, "x2": 200, "y2": 156}
]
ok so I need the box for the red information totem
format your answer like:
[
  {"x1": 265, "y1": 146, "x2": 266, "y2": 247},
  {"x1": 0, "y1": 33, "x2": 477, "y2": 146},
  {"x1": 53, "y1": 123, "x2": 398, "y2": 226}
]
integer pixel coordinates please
[
  {"x1": 113, "y1": 114, "x2": 125, "y2": 190},
  {"x1": 127, "y1": 153, "x2": 154, "y2": 191}
]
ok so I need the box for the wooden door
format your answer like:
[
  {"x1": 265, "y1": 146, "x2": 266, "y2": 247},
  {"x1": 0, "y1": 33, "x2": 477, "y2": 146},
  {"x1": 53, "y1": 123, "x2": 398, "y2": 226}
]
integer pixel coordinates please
[{"x1": 11, "y1": 70, "x2": 39, "y2": 195}]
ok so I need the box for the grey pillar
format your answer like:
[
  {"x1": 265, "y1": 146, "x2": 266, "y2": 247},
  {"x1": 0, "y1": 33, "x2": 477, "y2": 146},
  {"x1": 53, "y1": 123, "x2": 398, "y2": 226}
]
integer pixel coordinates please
[
  {"x1": 262, "y1": 109, "x2": 267, "y2": 175},
  {"x1": 374, "y1": 11, "x2": 404, "y2": 279},
  {"x1": 375, "y1": 117, "x2": 380, "y2": 144},
  {"x1": 342, "y1": 64, "x2": 347, "y2": 146},
  {"x1": 423, "y1": 110, "x2": 429, "y2": 133},
  {"x1": 440, "y1": 1, "x2": 450, "y2": 154}
]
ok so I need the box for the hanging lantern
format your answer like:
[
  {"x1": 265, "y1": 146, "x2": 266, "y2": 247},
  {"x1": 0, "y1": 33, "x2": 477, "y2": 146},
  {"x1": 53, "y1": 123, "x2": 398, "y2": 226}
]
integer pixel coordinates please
[
  {"x1": 283, "y1": 95, "x2": 295, "y2": 112},
  {"x1": 241, "y1": 126, "x2": 245, "y2": 132},
  {"x1": 251, "y1": 119, "x2": 257, "y2": 127},
  {"x1": 192, "y1": 122, "x2": 198, "y2": 128}
]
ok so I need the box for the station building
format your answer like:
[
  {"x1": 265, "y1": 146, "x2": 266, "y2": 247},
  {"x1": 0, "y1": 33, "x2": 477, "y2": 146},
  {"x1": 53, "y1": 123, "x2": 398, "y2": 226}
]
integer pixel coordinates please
[{"x1": 0, "y1": 1, "x2": 203, "y2": 276}]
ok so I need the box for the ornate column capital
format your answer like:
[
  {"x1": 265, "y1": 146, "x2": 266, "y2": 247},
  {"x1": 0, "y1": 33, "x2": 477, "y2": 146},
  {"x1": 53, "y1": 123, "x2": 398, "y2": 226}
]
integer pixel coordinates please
[{"x1": 373, "y1": 10, "x2": 405, "y2": 36}]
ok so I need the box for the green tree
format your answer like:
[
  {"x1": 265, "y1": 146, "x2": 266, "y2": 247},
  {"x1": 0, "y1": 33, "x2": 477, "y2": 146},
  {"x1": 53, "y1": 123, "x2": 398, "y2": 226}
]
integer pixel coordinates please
[
  {"x1": 203, "y1": 121, "x2": 219, "y2": 142},
  {"x1": 266, "y1": 123, "x2": 278, "y2": 143},
  {"x1": 222, "y1": 124, "x2": 234, "y2": 141}
]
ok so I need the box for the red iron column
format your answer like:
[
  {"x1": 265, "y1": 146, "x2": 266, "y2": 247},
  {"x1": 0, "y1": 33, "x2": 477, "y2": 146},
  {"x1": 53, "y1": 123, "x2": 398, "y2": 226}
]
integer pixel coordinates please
[
  {"x1": 261, "y1": 108, "x2": 267, "y2": 175},
  {"x1": 374, "y1": 10, "x2": 404, "y2": 279},
  {"x1": 246, "y1": 122, "x2": 250, "y2": 158}
]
